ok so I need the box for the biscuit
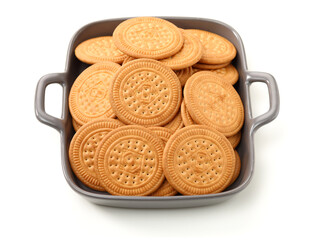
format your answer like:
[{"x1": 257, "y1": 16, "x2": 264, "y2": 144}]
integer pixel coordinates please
[
  {"x1": 95, "y1": 125, "x2": 165, "y2": 196},
  {"x1": 75, "y1": 36, "x2": 127, "y2": 64},
  {"x1": 163, "y1": 125, "x2": 235, "y2": 195},
  {"x1": 122, "y1": 56, "x2": 136, "y2": 65},
  {"x1": 174, "y1": 66, "x2": 193, "y2": 86},
  {"x1": 227, "y1": 131, "x2": 241, "y2": 148},
  {"x1": 109, "y1": 59, "x2": 182, "y2": 126},
  {"x1": 72, "y1": 118, "x2": 82, "y2": 132},
  {"x1": 194, "y1": 64, "x2": 239, "y2": 85},
  {"x1": 228, "y1": 150, "x2": 241, "y2": 186},
  {"x1": 185, "y1": 29, "x2": 236, "y2": 64},
  {"x1": 159, "y1": 30, "x2": 203, "y2": 70},
  {"x1": 113, "y1": 17, "x2": 184, "y2": 59},
  {"x1": 148, "y1": 126, "x2": 174, "y2": 144},
  {"x1": 180, "y1": 99, "x2": 195, "y2": 126},
  {"x1": 164, "y1": 112, "x2": 184, "y2": 132},
  {"x1": 68, "y1": 119, "x2": 124, "y2": 191},
  {"x1": 193, "y1": 62, "x2": 230, "y2": 70},
  {"x1": 184, "y1": 71, "x2": 244, "y2": 136},
  {"x1": 151, "y1": 180, "x2": 178, "y2": 196},
  {"x1": 69, "y1": 61, "x2": 120, "y2": 125}
]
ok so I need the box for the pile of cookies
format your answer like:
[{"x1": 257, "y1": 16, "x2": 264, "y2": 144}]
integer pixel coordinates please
[{"x1": 68, "y1": 17, "x2": 244, "y2": 196}]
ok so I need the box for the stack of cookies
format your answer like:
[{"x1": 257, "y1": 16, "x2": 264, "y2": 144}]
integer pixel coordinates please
[{"x1": 68, "y1": 17, "x2": 244, "y2": 196}]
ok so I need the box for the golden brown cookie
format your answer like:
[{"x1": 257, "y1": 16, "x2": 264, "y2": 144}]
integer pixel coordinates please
[
  {"x1": 68, "y1": 119, "x2": 124, "y2": 191},
  {"x1": 181, "y1": 99, "x2": 195, "y2": 126},
  {"x1": 209, "y1": 64, "x2": 239, "y2": 85},
  {"x1": 109, "y1": 59, "x2": 182, "y2": 126},
  {"x1": 113, "y1": 17, "x2": 184, "y2": 59},
  {"x1": 184, "y1": 71, "x2": 244, "y2": 137},
  {"x1": 148, "y1": 126, "x2": 174, "y2": 144},
  {"x1": 193, "y1": 61, "x2": 230, "y2": 70},
  {"x1": 75, "y1": 36, "x2": 127, "y2": 64},
  {"x1": 159, "y1": 30, "x2": 203, "y2": 70},
  {"x1": 122, "y1": 55, "x2": 136, "y2": 65},
  {"x1": 164, "y1": 112, "x2": 184, "y2": 132},
  {"x1": 163, "y1": 125, "x2": 235, "y2": 195},
  {"x1": 185, "y1": 29, "x2": 236, "y2": 64},
  {"x1": 72, "y1": 118, "x2": 82, "y2": 132},
  {"x1": 151, "y1": 180, "x2": 177, "y2": 196},
  {"x1": 228, "y1": 150, "x2": 241, "y2": 186},
  {"x1": 69, "y1": 62, "x2": 120, "y2": 125},
  {"x1": 227, "y1": 131, "x2": 241, "y2": 148},
  {"x1": 174, "y1": 67, "x2": 193, "y2": 86},
  {"x1": 95, "y1": 125, "x2": 165, "y2": 196}
]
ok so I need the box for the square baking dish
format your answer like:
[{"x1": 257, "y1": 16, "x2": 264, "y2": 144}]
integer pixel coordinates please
[{"x1": 35, "y1": 17, "x2": 279, "y2": 208}]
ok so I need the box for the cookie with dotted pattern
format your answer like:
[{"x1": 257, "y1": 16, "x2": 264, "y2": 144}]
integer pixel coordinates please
[
  {"x1": 159, "y1": 30, "x2": 203, "y2": 70},
  {"x1": 163, "y1": 125, "x2": 235, "y2": 195},
  {"x1": 194, "y1": 64, "x2": 239, "y2": 85},
  {"x1": 113, "y1": 17, "x2": 184, "y2": 59},
  {"x1": 69, "y1": 61, "x2": 121, "y2": 125},
  {"x1": 75, "y1": 36, "x2": 127, "y2": 64},
  {"x1": 109, "y1": 59, "x2": 182, "y2": 126},
  {"x1": 68, "y1": 119, "x2": 124, "y2": 191},
  {"x1": 185, "y1": 29, "x2": 236, "y2": 64},
  {"x1": 95, "y1": 125, "x2": 165, "y2": 196},
  {"x1": 184, "y1": 71, "x2": 244, "y2": 137}
]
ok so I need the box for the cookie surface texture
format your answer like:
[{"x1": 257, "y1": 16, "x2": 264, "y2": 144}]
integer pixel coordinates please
[
  {"x1": 159, "y1": 30, "x2": 203, "y2": 70},
  {"x1": 69, "y1": 62, "x2": 121, "y2": 125},
  {"x1": 186, "y1": 29, "x2": 236, "y2": 64},
  {"x1": 181, "y1": 99, "x2": 195, "y2": 126},
  {"x1": 163, "y1": 125, "x2": 235, "y2": 195},
  {"x1": 95, "y1": 125, "x2": 165, "y2": 196},
  {"x1": 151, "y1": 180, "x2": 177, "y2": 196},
  {"x1": 113, "y1": 17, "x2": 184, "y2": 59},
  {"x1": 69, "y1": 119, "x2": 124, "y2": 191},
  {"x1": 184, "y1": 71, "x2": 244, "y2": 136},
  {"x1": 227, "y1": 131, "x2": 241, "y2": 148},
  {"x1": 174, "y1": 67, "x2": 193, "y2": 86},
  {"x1": 110, "y1": 59, "x2": 182, "y2": 126},
  {"x1": 75, "y1": 36, "x2": 127, "y2": 64}
]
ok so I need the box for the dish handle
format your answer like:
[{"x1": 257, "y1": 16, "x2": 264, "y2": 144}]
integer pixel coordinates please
[
  {"x1": 34, "y1": 72, "x2": 69, "y2": 133},
  {"x1": 246, "y1": 71, "x2": 280, "y2": 134}
]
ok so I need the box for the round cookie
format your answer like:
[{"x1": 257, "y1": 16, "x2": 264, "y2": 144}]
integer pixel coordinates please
[
  {"x1": 109, "y1": 59, "x2": 182, "y2": 126},
  {"x1": 148, "y1": 126, "x2": 174, "y2": 144},
  {"x1": 228, "y1": 150, "x2": 241, "y2": 187},
  {"x1": 174, "y1": 67, "x2": 193, "y2": 86},
  {"x1": 209, "y1": 64, "x2": 239, "y2": 85},
  {"x1": 122, "y1": 55, "x2": 136, "y2": 65},
  {"x1": 184, "y1": 71, "x2": 244, "y2": 137},
  {"x1": 75, "y1": 36, "x2": 127, "y2": 64},
  {"x1": 68, "y1": 119, "x2": 124, "y2": 191},
  {"x1": 227, "y1": 131, "x2": 241, "y2": 148},
  {"x1": 69, "y1": 61, "x2": 121, "y2": 125},
  {"x1": 95, "y1": 125, "x2": 165, "y2": 196},
  {"x1": 181, "y1": 99, "x2": 195, "y2": 126},
  {"x1": 193, "y1": 62, "x2": 230, "y2": 70},
  {"x1": 159, "y1": 30, "x2": 203, "y2": 70},
  {"x1": 185, "y1": 29, "x2": 236, "y2": 64},
  {"x1": 113, "y1": 17, "x2": 184, "y2": 59},
  {"x1": 163, "y1": 125, "x2": 235, "y2": 195},
  {"x1": 164, "y1": 112, "x2": 184, "y2": 132},
  {"x1": 151, "y1": 180, "x2": 177, "y2": 196},
  {"x1": 72, "y1": 118, "x2": 82, "y2": 132}
]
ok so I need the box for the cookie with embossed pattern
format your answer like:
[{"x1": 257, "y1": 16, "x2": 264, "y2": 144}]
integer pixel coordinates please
[
  {"x1": 72, "y1": 118, "x2": 82, "y2": 132},
  {"x1": 163, "y1": 125, "x2": 235, "y2": 195},
  {"x1": 69, "y1": 61, "x2": 121, "y2": 125},
  {"x1": 194, "y1": 64, "x2": 239, "y2": 85},
  {"x1": 184, "y1": 71, "x2": 244, "y2": 137},
  {"x1": 95, "y1": 125, "x2": 165, "y2": 196},
  {"x1": 113, "y1": 17, "x2": 184, "y2": 59},
  {"x1": 69, "y1": 119, "x2": 124, "y2": 191},
  {"x1": 186, "y1": 29, "x2": 236, "y2": 64},
  {"x1": 227, "y1": 131, "x2": 241, "y2": 148},
  {"x1": 75, "y1": 36, "x2": 127, "y2": 64},
  {"x1": 109, "y1": 59, "x2": 182, "y2": 126},
  {"x1": 181, "y1": 99, "x2": 195, "y2": 126},
  {"x1": 164, "y1": 112, "x2": 184, "y2": 132},
  {"x1": 174, "y1": 66, "x2": 193, "y2": 86},
  {"x1": 159, "y1": 30, "x2": 203, "y2": 70},
  {"x1": 193, "y1": 62, "x2": 230, "y2": 70},
  {"x1": 228, "y1": 150, "x2": 241, "y2": 187}
]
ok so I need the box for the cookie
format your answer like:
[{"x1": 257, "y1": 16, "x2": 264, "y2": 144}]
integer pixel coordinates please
[
  {"x1": 159, "y1": 30, "x2": 203, "y2": 70},
  {"x1": 228, "y1": 150, "x2": 241, "y2": 186},
  {"x1": 227, "y1": 131, "x2": 241, "y2": 148},
  {"x1": 109, "y1": 59, "x2": 182, "y2": 126},
  {"x1": 185, "y1": 29, "x2": 236, "y2": 64},
  {"x1": 164, "y1": 112, "x2": 184, "y2": 132},
  {"x1": 193, "y1": 62, "x2": 230, "y2": 70},
  {"x1": 174, "y1": 66, "x2": 193, "y2": 86},
  {"x1": 180, "y1": 99, "x2": 195, "y2": 126},
  {"x1": 122, "y1": 55, "x2": 136, "y2": 65},
  {"x1": 113, "y1": 17, "x2": 184, "y2": 59},
  {"x1": 68, "y1": 119, "x2": 124, "y2": 191},
  {"x1": 184, "y1": 71, "x2": 244, "y2": 137},
  {"x1": 69, "y1": 61, "x2": 121, "y2": 125},
  {"x1": 95, "y1": 125, "x2": 165, "y2": 196},
  {"x1": 75, "y1": 36, "x2": 127, "y2": 64},
  {"x1": 72, "y1": 118, "x2": 82, "y2": 132},
  {"x1": 148, "y1": 126, "x2": 174, "y2": 144},
  {"x1": 151, "y1": 180, "x2": 178, "y2": 196},
  {"x1": 163, "y1": 125, "x2": 235, "y2": 195},
  {"x1": 209, "y1": 64, "x2": 239, "y2": 85}
]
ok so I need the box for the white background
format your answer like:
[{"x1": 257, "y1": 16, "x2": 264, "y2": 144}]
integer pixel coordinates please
[{"x1": 1, "y1": 0, "x2": 320, "y2": 239}]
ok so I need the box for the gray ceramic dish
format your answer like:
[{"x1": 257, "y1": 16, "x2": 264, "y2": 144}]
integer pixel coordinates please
[{"x1": 34, "y1": 17, "x2": 279, "y2": 208}]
